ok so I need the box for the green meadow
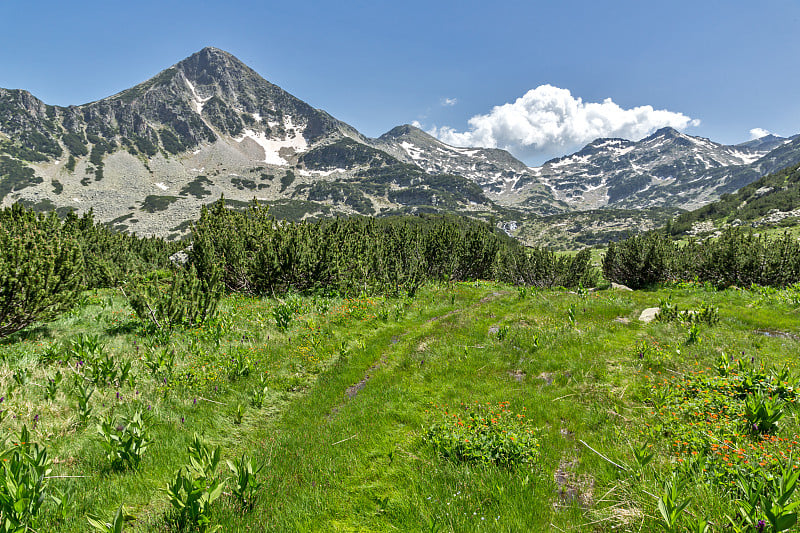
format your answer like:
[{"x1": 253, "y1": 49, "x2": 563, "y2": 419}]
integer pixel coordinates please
[{"x1": 2, "y1": 280, "x2": 800, "y2": 531}]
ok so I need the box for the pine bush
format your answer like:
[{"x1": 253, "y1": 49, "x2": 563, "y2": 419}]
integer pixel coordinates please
[
  {"x1": 602, "y1": 233, "x2": 676, "y2": 289},
  {"x1": 0, "y1": 204, "x2": 84, "y2": 338},
  {"x1": 126, "y1": 265, "x2": 223, "y2": 330},
  {"x1": 190, "y1": 199, "x2": 598, "y2": 295},
  {"x1": 604, "y1": 229, "x2": 800, "y2": 288}
]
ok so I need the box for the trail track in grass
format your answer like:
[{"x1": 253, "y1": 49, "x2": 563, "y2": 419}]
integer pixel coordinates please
[{"x1": 340, "y1": 290, "x2": 511, "y2": 405}]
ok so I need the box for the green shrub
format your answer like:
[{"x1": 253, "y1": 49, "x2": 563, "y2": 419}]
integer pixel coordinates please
[
  {"x1": 494, "y1": 246, "x2": 598, "y2": 288},
  {"x1": 180, "y1": 176, "x2": 213, "y2": 199},
  {"x1": 279, "y1": 170, "x2": 295, "y2": 192},
  {"x1": 62, "y1": 131, "x2": 88, "y2": 156},
  {"x1": 0, "y1": 156, "x2": 43, "y2": 202},
  {"x1": 683, "y1": 230, "x2": 800, "y2": 288},
  {"x1": 159, "y1": 129, "x2": 184, "y2": 155},
  {"x1": 300, "y1": 137, "x2": 399, "y2": 170},
  {"x1": 89, "y1": 144, "x2": 105, "y2": 167},
  {"x1": 0, "y1": 204, "x2": 84, "y2": 338},
  {"x1": 133, "y1": 135, "x2": 157, "y2": 157},
  {"x1": 125, "y1": 265, "x2": 223, "y2": 330},
  {"x1": 606, "y1": 229, "x2": 800, "y2": 288},
  {"x1": 61, "y1": 209, "x2": 181, "y2": 289},
  {"x1": 190, "y1": 199, "x2": 597, "y2": 297},
  {"x1": 140, "y1": 195, "x2": 179, "y2": 213},
  {"x1": 603, "y1": 232, "x2": 676, "y2": 289}
]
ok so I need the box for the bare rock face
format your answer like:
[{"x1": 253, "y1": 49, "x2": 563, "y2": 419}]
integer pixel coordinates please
[{"x1": 169, "y1": 245, "x2": 193, "y2": 266}]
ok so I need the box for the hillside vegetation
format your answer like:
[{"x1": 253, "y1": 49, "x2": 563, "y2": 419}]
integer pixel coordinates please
[{"x1": 672, "y1": 162, "x2": 800, "y2": 234}]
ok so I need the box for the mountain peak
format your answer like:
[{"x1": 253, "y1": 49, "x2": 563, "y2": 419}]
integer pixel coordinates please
[
  {"x1": 736, "y1": 134, "x2": 787, "y2": 152},
  {"x1": 650, "y1": 126, "x2": 682, "y2": 138},
  {"x1": 178, "y1": 47, "x2": 245, "y2": 68},
  {"x1": 582, "y1": 137, "x2": 634, "y2": 151},
  {"x1": 174, "y1": 47, "x2": 259, "y2": 88},
  {"x1": 197, "y1": 46, "x2": 227, "y2": 55},
  {"x1": 379, "y1": 124, "x2": 429, "y2": 140}
]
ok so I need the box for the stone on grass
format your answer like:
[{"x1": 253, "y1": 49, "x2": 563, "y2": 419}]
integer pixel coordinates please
[{"x1": 639, "y1": 307, "x2": 660, "y2": 323}]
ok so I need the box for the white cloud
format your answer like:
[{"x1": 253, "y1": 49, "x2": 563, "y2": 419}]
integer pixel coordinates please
[
  {"x1": 442, "y1": 97, "x2": 458, "y2": 107},
  {"x1": 749, "y1": 127, "x2": 771, "y2": 140},
  {"x1": 429, "y1": 85, "x2": 700, "y2": 163},
  {"x1": 411, "y1": 120, "x2": 423, "y2": 128}
]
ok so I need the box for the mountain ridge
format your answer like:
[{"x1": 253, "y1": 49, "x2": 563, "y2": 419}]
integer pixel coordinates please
[
  {"x1": 0, "y1": 48, "x2": 517, "y2": 238},
  {"x1": 522, "y1": 126, "x2": 799, "y2": 211},
  {"x1": 1, "y1": 47, "x2": 800, "y2": 245}
]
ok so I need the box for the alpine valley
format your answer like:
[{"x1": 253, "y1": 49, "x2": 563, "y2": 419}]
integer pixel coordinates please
[{"x1": 2, "y1": 47, "x2": 799, "y2": 246}]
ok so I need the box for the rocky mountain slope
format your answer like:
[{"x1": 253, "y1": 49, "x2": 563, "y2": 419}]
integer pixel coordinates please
[
  {"x1": 367, "y1": 123, "x2": 800, "y2": 216},
  {"x1": 371, "y1": 124, "x2": 565, "y2": 214},
  {"x1": 520, "y1": 128, "x2": 800, "y2": 211},
  {"x1": 2, "y1": 47, "x2": 800, "y2": 244},
  {"x1": 0, "y1": 48, "x2": 518, "y2": 238},
  {"x1": 670, "y1": 160, "x2": 800, "y2": 234}
]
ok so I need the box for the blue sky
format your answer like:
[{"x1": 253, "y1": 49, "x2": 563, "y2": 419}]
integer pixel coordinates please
[{"x1": 2, "y1": 0, "x2": 798, "y2": 164}]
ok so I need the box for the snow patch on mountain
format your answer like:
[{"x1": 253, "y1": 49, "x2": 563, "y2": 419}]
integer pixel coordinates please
[
  {"x1": 400, "y1": 141, "x2": 424, "y2": 160},
  {"x1": 550, "y1": 154, "x2": 592, "y2": 168},
  {"x1": 448, "y1": 146, "x2": 480, "y2": 157},
  {"x1": 729, "y1": 149, "x2": 764, "y2": 165},
  {"x1": 235, "y1": 117, "x2": 308, "y2": 165},
  {"x1": 184, "y1": 78, "x2": 212, "y2": 115}
]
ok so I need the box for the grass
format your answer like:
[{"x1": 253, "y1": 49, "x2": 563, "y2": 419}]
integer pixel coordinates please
[{"x1": 1, "y1": 281, "x2": 799, "y2": 530}]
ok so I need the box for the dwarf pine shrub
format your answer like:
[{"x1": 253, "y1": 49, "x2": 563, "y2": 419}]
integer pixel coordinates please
[
  {"x1": 604, "y1": 229, "x2": 800, "y2": 288},
  {"x1": 602, "y1": 232, "x2": 676, "y2": 289},
  {"x1": 0, "y1": 204, "x2": 84, "y2": 338},
  {"x1": 61, "y1": 209, "x2": 181, "y2": 289},
  {"x1": 126, "y1": 264, "x2": 223, "y2": 330},
  {"x1": 190, "y1": 199, "x2": 598, "y2": 295}
]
